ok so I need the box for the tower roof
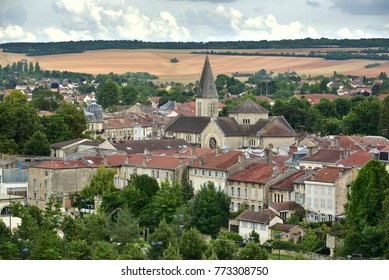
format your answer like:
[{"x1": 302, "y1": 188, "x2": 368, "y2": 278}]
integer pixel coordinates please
[
  {"x1": 228, "y1": 98, "x2": 269, "y2": 114},
  {"x1": 197, "y1": 55, "x2": 218, "y2": 99}
]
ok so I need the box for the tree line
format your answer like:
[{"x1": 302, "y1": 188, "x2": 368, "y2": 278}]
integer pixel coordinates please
[{"x1": 1, "y1": 38, "x2": 388, "y2": 56}]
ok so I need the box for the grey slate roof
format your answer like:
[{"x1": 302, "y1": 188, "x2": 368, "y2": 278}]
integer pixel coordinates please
[
  {"x1": 196, "y1": 56, "x2": 218, "y2": 99},
  {"x1": 165, "y1": 115, "x2": 210, "y2": 133},
  {"x1": 215, "y1": 118, "x2": 243, "y2": 136},
  {"x1": 228, "y1": 98, "x2": 269, "y2": 114},
  {"x1": 113, "y1": 139, "x2": 191, "y2": 154}
]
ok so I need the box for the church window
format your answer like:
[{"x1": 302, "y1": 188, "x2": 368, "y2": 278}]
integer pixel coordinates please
[
  {"x1": 210, "y1": 102, "x2": 216, "y2": 117},
  {"x1": 209, "y1": 137, "x2": 217, "y2": 148},
  {"x1": 243, "y1": 119, "x2": 250, "y2": 124}
]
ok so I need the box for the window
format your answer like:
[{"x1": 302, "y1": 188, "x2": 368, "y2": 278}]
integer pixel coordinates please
[
  {"x1": 321, "y1": 186, "x2": 325, "y2": 195},
  {"x1": 45, "y1": 180, "x2": 48, "y2": 189},
  {"x1": 251, "y1": 205, "x2": 255, "y2": 211},
  {"x1": 44, "y1": 194, "x2": 47, "y2": 201},
  {"x1": 231, "y1": 187, "x2": 235, "y2": 197},
  {"x1": 208, "y1": 171, "x2": 212, "y2": 176},
  {"x1": 243, "y1": 119, "x2": 250, "y2": 124},
  {"x1": 215, "y1": 171, "x2": 218, "y2": 177},
  {"x1": 251, "y1": 188, "x2": 256, "y2": 200},
  {"x1": 244, "y1": 188, "x2": 248, "y2": 199},
  {"x1": 152, "y1": 170, "x2": 155, "y2": 177},
  {"x1": 328, "y1": 214, "x2": 333, "y2": 222},
  {"x1": 242, "y1": 221, "x2": 247, "y2": 228},
  {"x1": 237, "y1": 203, "x2": 241, "y2": 209},
  {"x1": 209, "y1": 137, "x2": 217, "y2": 148},
  {"x1": 156, "y1": 171, "x2": 159, "y2": 178},
  {"x1": 251, "y1": 222, "x2": 255, "y2": 229},
  {"x1": 314, "y1": 186, "x2": 318, "y2": 195},
  {"x1": 321, "y1": 214, "x2": 326, "y2": 222},
  {"x1": 314, "y1": 198, "x2": 318, "y2": 208},
  {"x1": 34, "y1": 193, "x2": 37, "y2": 200},
  {"x1": 327, "y1": 199, "x2": 333, "y2": 209},
  {"x1": 260, "y1": 224, "x2": 266, "y2": 230},
  {"x1": 321, "y1": 198, "x2": 325, "y2": 208},
  {"x1": 202, "y1": 170, "x2": 205, "y2": 176},
  {"x1": 165, "y1": 172, "x2": 169, "y2": 179},
  {"x1": 307, "y1": 197, "x2": 311, "y2": 207},
  {"x1": 306, "y1": 185, "x2": 311, "y2": 194},
  {"x1": 231, "y1": 202, "x2": 235, "y2": 212},
  {"x1": 237, "y1": 188, "x2": 241, "y2": 198},
  {"x1": 280, "y1": 211, "x2": 287, "y2": 219},
  {"x1": 280, "y1": 194, "x2": 284, "y2": 202},
  {"x1": 328, "y1": 187, "x2": 332, "y2": 196}
]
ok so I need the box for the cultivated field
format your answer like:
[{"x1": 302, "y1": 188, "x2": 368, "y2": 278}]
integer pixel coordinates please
[{"x1": 1, "y1": 49, "x2": 389, "y2": 83}]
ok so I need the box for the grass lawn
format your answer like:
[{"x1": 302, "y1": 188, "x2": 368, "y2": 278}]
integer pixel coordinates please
[{"x1": 269, "y1": 253, "x2": 296, "y2": 260}]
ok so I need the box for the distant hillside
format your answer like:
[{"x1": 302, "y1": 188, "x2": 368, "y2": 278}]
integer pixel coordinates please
[{"x1": 1, "y1": 38, "x2": 389, "y2": 56}]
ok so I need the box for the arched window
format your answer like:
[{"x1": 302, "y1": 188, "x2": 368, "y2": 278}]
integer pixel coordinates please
[
  {"x1": 209, "y1": 137, "x2": 217, "y2": 148},
  {"x1": 1, "y1": 206, "x2": 11, "y2": 216}
]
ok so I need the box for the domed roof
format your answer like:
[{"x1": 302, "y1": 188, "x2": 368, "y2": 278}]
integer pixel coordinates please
[{"x1": 86, "y1": 99, "x2": 103, "y2": 121}]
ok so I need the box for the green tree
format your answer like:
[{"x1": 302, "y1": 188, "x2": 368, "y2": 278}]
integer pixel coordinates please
[
  {"x1": 313, "y1": 99, "x2": 337, "y2": 118},
  {"x1": 148, "y1": 219, "x2": 176, "y2": 259},
  {"x1": 4, "y1": 89, "x2": 28, "y2": 105},
  {"x1": 23, "y1": 131, "x2": 50, "y2": 156},
  {"x1": 301, "y1": 229, "x2": 322, "y2": 253},
  {"x1": 343, "y1": 160, "x2": 389, "y2": 258},
  {"x1": 203, "y1": 237, "x2": 238, "y2": 260},
  {"x1": 97, "y1": 80, "x2": 119, "y2": 108},
  {"x1": 56, "y1": 103, "x2": 87, "y2": 139},
  {"x1": 179, "y1": 228, "x2": 207, "y2": 260},
  {"x1": 80, "y1": 166, "x2": 117, "y2": 202},
  {"x1": 41, "y1": 115, "x2": 72, "y2": 144},
  {"x1": 110, "y1": 209, "x2": 140, "y2": 245},
  {"x1": 378, "y1": 96, "x2": 389, "y2": 138},
  {"x1": 32, "y1": 90, "x2": 64, "y2": 112},
  {"x1": 191, "y1": 182, "x2": 231, "y2": 237},
  {"x1": 181, "y1": 169, "x2": 194, "y2": 202},
  {"x1": 35, "y1": 62, "x2": 41, "y2": 73},
  {"x1": 333, "y1": 97, "x2": 352, "y2": 118},
  {"x1": 91, "y1": 241, "x2": 119, "y2": 260},
  {"x1": 238, "y1": 241, "x2": 269, "y2": 260},
  {"x1": 162, "y1": 242, "x2": 182, "y2": 260}
]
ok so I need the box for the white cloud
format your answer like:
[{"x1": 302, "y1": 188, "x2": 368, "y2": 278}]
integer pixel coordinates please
[
  {"x1": 337, "y1": 27, "x2": 370, "y2": 38},
  {"x1": 0, "y1": 24, "x2": 36, "y2": 42},
  {"x1": 385, "y1": 23, "x2": 389, "y2": 28},
  {"x1": 40, "y1": 27, "x2": 93, "y2": 41},
  {"x1": 48, "y1": 0, "x2": 191, "y2": 41}
]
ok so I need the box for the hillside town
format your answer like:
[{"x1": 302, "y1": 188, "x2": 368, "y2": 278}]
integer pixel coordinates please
[{"x1": 1, "y1": 55, "x2": 389, "y2": 260}]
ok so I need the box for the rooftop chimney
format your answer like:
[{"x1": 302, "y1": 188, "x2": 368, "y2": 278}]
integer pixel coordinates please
[
  {"x1": 103, "y1": 154, "x2": 108, "y2": 166},
  {"x1": 239, "y1": 153, "x2": 245, "y2": 170},
  {"x1": 265, "y1": 146, "x2": 273, "y2": 164},
  {"x1": 125, "y1": 155, "x2": 129, "y2": 165}
]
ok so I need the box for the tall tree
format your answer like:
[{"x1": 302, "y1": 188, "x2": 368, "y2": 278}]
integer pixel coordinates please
[
  {"x1": 109, "y1": 209, "x2": 140, "y2": 245},
  {"x1": 191, "y1": 182, "x2": 230, "y2": 237},
  {"x1": 237, "y1": 241, "x2": 269, "y2": 260},
  {"x1": 378, "y1": 96, "x2": 389, "y2": 139},
  {"x1": 179, "y1": 228, "x2": 207, "y2": 260},
  {"x1": 96, "y1": 80, "x2": 119, "y2": 108},
  {"x1": 4, "y1": 89, "x2": 28, "y2": 105},
  {"x1": 148, "y1": 219, "x2": 176, "y2": 259},
  {"x1": 41, "y1": 115, "x2": 72, "y2": 144},
  {"x1": 32, "y1": 90, "x2": 64, "y2": 112},
  {"x1": 24, "y1": 131, "x2": 51, "y2": 156},
  {"x1": 343, "y1": 160, "x2": 389, "y2": 258},
  {"x1": 203, "y1": 237, "x2": 238, "y2": 260},
  {"x1": 56, "y1": 103, "x2": 86, "y2": 139},
  {"x1": 181, "y1": 169, "x2": 194, "y2": 202}
]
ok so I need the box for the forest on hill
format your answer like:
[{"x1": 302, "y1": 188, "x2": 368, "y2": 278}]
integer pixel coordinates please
[{"x1": 1, "y1": 38, "x2": 389, "y2": 56}]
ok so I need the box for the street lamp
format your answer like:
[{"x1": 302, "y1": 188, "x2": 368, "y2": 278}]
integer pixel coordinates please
[
  {"x1": 173, "y1": 214, "x2": 183, "y2": 244},
  {"x1": 151, "y1": 241, "x2": 163, "y2": 260},
  {"x1": 274, "y1": 233, "x2": 284, "y2": 260}
]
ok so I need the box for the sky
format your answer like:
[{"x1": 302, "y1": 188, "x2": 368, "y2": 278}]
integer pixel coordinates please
[{"x1": 0, "y1": 0, "x2": 388, "y2": 43}]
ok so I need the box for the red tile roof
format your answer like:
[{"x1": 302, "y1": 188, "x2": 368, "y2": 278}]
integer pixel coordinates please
[
  {"x1": 337, "y1": 151, "x2": 371, "y2": 166},
  {"x1": 270, "y1": 171, "x2": 306, "y2": 191},
  {"x1": 306, "y1": 166, "x2": 351, "y2": 183},
  {"x1": 125, "y1": 154, "x2": 192, "y2": 169},
  {"x1": 269, "y1": 201, "x2": 300, "y2": 211},
  {"x1": 272, "y1": 155, "x2": 291, "y2": 166},
  {"x1": 228, "y1": 163, "x2": 274, "y2": 183},
  {"x1": 32, "y1": 160, "x2": 90, "y2": 169},
  {"x1": 236, "y1": 210, "x2": 277, "y2": 224},
  {"x1": 269, "y1": 223, "x2": 300, "y2": 232},
  {"x1": 190, "y1": 150, "x2": 243, "y2": 171},
  {"x1": 299, "y1": 149, "x2": 343, "y2": 163},
  {"x1": 296, "y1": 94, "x2": 340, "y2": 104}
]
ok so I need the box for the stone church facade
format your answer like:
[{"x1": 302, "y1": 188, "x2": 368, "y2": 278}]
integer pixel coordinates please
[{"x1": 164, "y1": 55, "x2": 296, "y2": 149}]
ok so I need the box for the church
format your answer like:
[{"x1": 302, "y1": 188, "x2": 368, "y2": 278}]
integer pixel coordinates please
[{"x1": 164, "y1": 56, "x2": 296, "y2": 149}]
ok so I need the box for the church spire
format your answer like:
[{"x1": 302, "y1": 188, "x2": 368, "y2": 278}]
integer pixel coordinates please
[{"x1": 197, "y1": 55, "x2": 218, "y2": 98}]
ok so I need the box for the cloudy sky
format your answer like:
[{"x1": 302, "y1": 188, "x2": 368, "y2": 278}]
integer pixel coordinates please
[{"x1": 0, "y1": 0, "x2": 388, "y2": 43}]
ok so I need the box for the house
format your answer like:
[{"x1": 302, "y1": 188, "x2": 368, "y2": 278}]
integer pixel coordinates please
[
  {"x1": 27, "y1": 160, "x2": 99, "y2": 209},
  {"x1": 337, "y1": 151, "x2": 372, "y2": 168},
  {"x1": 268, "y1": 201, "x2": 302, "y2": 220},
  {"x1": 227, "y1": 162, "x2": 293, "y2": 212},
  {"x1": 268, "y1": 170, "x2": 306, "y2": 205},
  {"x1": 236, "y1": 210, "x2": 283, "y2": 244},
  {"x1": 304, "y1": 166, "x2": 354, "y2": 222},
  {"x1": 50, "y1": 139, "x2": 115, "y2": 158},
  {"x1": 297, "y1": 148, "x2": 345, "y2": 169},
  {"x1": 164, "y1": 56, "x2": 296, "y2": 149},
  {"x1": 188, "y1": 148, "x2": 262, "y2": 193},
  {"x1": 269, "y1": 223, "x2": 306, "y2": 243}
]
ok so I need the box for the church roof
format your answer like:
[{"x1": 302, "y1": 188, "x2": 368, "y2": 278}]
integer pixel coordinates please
[
  {"x1": 259, "y1": 116, "x2": 296, "y2": 137},
  {"x1": 165, "y1": 115, "x2": 210, "y2": 133},
  {"x1": 228, "y1": 98, "x2": 269, "y2": 114},
  {"x1": 215, "y1": 118, "x2": 243, "y2": 136},
  {"x1": 196, "y1": 55, "x2": 218, "y2": 99}
]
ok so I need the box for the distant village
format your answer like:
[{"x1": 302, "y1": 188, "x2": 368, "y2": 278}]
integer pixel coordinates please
[{"x1": 1, "y1": 56, "x2": 389, "y2": 260}]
